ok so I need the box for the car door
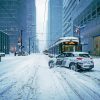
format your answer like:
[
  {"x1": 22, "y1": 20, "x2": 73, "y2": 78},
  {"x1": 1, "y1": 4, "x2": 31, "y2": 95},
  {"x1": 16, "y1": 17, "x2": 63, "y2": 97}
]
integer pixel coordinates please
[
  {"x1": 56, "y1": 54, "x2": 64, "y2": 66},
  {"x1": 62, "y1": 53, "x2": 74, "y2": 67}
]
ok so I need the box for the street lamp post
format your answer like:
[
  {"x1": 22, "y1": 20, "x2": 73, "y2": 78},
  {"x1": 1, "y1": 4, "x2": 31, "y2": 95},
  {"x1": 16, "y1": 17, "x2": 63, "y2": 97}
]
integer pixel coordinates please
[
  {"x1": 28, "y1": 36, "x2": 36, "y2": 55},
  {"x1": 20, "y1": 30, "x2": 23, "y2": 53},
  {"x1": 65, "y1": 22, "x2": 86, "y2": 51},
  {"x1": 74, "y1": 25, "x2": 86, "y2": 51},
  {"x1": 74, "y1": 25, "x2": 86, "y2": 44},
  {"x1": 75, "y1": 27, "x2": 81, "y2": 44},
  {"x1": 29, "y1": 37, "x2": 30, "y2": 54},
  {"x1": 18, "y1": 30, "x2": 23, "y2": 54},
  {"x1": 28, "y1": 24, "x2": 36, "y2": 54}
]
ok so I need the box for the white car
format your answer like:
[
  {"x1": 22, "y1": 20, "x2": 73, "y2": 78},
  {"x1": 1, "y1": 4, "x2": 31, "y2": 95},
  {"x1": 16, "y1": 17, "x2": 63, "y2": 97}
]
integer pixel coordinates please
[{"x1": 48, "y1": 52, "x2": 94, "y2": 71}]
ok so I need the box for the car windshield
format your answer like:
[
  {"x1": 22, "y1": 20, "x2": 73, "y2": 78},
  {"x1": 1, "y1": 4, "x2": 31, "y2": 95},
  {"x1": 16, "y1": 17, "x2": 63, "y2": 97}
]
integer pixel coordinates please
[{"x1": 79, "y1": 54, "x2": 90, "y2": 58}]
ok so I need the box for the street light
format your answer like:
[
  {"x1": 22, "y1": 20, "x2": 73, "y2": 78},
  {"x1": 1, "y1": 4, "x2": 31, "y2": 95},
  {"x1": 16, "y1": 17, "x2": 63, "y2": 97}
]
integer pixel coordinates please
[
  {"x1": 29, "y1": 37, "x2": 34, "y2": 55},
  {"x1": 28, "y1": 24, "x2": 36, "y2": 54},
  {"x1": 74, "y1": 25, "x2": 86, "y2": 45},
  {"x1": 18, "y1": 30, "x2": 23, "y2": 54},
  {"x1": 65, "y1": 22, "x2": 86, "y2": 51},
  {"x1": 74, "y1": 25, "x2": 86, "y2": 51},
  {"x1": 17, "y1": 24, "x2": 36, "y2": 55},
  {"x1": 66, "y1": 22, "x2": 86, "y2": 44},
  {"x1": 29, "y1": 36, "x2": 37, "y2": 55}
]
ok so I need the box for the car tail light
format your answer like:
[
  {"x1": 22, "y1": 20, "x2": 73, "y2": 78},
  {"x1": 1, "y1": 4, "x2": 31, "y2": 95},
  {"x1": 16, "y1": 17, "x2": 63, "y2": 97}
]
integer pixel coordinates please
[{"x1": 77, "y1": 57, "x2": 83, "y2": 60}]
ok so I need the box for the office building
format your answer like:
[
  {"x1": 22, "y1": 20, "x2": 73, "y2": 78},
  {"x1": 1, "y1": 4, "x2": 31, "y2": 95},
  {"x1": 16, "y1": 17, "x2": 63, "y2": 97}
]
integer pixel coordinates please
[
  {"x1": 63, "y1": 0, "x2": 100, "y2": 56},
  {"x1": 47, "y1": 0, "x2": 63, "y2": 47},
  {"x1": 0, "y1": 31, "x2": 9, "y2": 54},
  {"x1": 0, "y1": 0, "x2": 36, "y2": 53}
]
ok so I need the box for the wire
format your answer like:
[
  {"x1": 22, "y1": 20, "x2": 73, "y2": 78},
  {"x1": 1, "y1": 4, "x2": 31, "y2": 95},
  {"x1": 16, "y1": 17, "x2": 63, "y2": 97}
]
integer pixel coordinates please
[{"x1": 43, "y1": 0, "x2": 48, "y2": 34}]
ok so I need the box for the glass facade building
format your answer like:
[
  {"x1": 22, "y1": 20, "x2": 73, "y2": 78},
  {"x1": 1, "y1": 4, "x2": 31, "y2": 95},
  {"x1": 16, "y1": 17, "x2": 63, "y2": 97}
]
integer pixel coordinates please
[
  {"x1": 47, "y1": 0, "x2": 63, "y2": 47},
  {"x1": 63, "y1": 0, "x2": 80, "y2": 36},
  {"x1": 0, "y1": 0, "x2": 36, "y2": 53},
  {"x1": 0, "y1": 31, "x2": 9, "y2": 54},
  {"x1": 63, "y1": 0, "x2": 100, "y2": 56}
]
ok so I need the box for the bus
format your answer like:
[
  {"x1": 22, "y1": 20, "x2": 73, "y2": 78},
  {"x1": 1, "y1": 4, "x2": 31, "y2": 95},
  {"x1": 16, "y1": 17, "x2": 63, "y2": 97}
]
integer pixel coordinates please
[{"x1": 48, "y1": 37, "x2": 82, "y2": 56}]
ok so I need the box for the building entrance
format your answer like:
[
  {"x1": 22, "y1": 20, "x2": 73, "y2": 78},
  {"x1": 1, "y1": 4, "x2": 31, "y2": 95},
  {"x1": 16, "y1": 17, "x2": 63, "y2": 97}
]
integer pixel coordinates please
[{"x1": 94, "y1": 36, "x2": 100, "y2": 56}]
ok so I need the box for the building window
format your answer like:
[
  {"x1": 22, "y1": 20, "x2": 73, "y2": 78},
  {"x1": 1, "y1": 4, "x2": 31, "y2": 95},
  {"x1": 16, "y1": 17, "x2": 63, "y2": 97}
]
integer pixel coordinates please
[
  {"x1": 92, "y1": 10, "x2": 96, "y2": 18},
  {"x1": 84, "y1": 17, "x2": 87, "y2": 24},
  {"x1": 87, "y1": 13, "x2": 91, "y2": 21},
  {"x1": 80, "y1": 20, "x2": 83, "y2": 26},
  {"x1": 97, "y1": 6, "x2": 100, "y2": 16}
]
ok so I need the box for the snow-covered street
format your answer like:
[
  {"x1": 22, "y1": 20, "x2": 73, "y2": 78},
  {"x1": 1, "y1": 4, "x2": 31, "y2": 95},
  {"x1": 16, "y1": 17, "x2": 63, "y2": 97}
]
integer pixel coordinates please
[{"x1": 0, "y1": 54, "x2": 100, "y2": 100}]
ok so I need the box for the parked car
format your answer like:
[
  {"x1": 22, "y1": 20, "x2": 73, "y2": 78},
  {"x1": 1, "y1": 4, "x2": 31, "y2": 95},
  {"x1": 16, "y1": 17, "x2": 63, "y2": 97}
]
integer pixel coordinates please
[
  {"x1": 48, "y1": 52, "x2": 94, "y2": 71},
  {"x1": 43, "y1": 50, "x2": 49, "y2": 55},
  {"x1": 0, "y1": 52, "x2": 5, "y2": 57},
  {"x1": 17, "y1": 51, "x2": 28, "y2": 56}
]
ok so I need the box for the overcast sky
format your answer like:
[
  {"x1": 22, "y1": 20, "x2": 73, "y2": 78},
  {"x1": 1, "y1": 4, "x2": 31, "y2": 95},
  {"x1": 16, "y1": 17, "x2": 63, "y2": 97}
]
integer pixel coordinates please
[{"x1": 36, "y1": 0, "x2": 48, "y2": 51}]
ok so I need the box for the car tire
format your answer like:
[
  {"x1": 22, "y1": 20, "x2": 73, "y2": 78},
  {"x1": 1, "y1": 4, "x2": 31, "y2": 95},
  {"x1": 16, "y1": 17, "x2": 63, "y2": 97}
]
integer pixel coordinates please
[
  {"x1": 87, "y1": 68, "x2": 93, "y2": 71},
  {"x1": 70, "y1": 63, "x2": 78, "y2": 72},
  {"x1": 49, "y1": 61, "x2": 54, "y2": 68}
]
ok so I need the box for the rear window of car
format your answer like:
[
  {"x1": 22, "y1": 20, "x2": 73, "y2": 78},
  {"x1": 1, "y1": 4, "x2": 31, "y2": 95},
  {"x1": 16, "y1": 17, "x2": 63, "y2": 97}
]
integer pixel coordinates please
[
  {"x1": 65, "y1": 53, "x2": 74, "y2": 57},
  {"x1": 79, "y1": 54, "x2": 90, "y2": 58}
]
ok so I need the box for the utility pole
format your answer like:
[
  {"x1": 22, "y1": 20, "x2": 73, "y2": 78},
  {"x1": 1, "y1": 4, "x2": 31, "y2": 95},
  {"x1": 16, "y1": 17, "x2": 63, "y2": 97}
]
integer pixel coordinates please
[
  {"x1": 75, "y1": 27, "x2": 81, "y2": 45},
  {"x1": 29, "y1": 37, "x2": 30, "y2": 55},
  {"x1": 28, "y1": 35, "x2": 36, "y2": 54},
  {"x1": 18, "y1": 30, "x2": 23, "y2": 54},
  {"x1": 21, "y1": 30, "x2": 23, "y2": 53}
]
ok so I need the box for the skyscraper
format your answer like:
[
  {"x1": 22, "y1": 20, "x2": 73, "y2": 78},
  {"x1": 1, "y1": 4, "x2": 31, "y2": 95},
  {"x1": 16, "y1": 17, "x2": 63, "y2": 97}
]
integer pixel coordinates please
[
  {"x1": 47, "y1": 0, "x2": 63, "y2": 47},
  {"x1": 63, "y1": 0, "x2": 100, "y2": 56},
  {"x1": 0, "y1": 0, "x2": 36, "y2": 53}
]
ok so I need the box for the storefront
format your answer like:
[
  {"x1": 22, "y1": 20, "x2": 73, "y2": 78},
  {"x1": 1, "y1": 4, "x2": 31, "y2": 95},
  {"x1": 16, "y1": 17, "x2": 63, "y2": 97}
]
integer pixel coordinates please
[{"x1": 93, "y1": 36, "x2": 100, "y2": 56}]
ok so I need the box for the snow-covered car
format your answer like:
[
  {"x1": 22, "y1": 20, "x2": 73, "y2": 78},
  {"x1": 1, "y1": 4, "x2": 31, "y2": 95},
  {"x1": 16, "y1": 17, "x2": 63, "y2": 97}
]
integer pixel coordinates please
[
  {"x1": 17, "y1": 51, "x2": 28, "y2": 56},
  {"x1": 48, "y1": 52, "x2": 94, "y2": 71},
  {"x1": 0, "y1": 52, "x2": 5, "y2": 57}
]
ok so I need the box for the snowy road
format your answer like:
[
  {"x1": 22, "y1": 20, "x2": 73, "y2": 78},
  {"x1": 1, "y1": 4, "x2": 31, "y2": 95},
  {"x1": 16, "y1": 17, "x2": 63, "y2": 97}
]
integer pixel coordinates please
[{"x1": 0, "y1": 54, "x2": 100, "y2": 100}]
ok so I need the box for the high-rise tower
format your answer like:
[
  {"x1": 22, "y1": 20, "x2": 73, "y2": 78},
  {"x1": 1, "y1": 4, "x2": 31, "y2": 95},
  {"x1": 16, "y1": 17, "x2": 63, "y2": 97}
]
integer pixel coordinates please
[
  {"x1": 0, "y1": 0, "x2": 36, "y2": 53},
  {"x1": 47, "y1": 0, "x2": 63, "y2": 47}
]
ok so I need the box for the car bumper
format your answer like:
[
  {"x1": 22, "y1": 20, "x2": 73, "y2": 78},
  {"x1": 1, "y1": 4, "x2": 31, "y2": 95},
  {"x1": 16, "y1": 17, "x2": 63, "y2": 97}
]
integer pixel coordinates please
[{"x1": 77, "y1": 63, "x2": 94, "y2": 70}]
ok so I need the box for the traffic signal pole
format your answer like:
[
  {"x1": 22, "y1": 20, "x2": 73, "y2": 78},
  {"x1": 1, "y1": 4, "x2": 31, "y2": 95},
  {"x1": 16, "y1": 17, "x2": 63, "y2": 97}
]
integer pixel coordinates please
[
  {"x1": 29, "y1": 37, "x2": 30, "y2": 55},
  {"x1": 21, "y1": 30, "x2": 23, "y2": 53}
]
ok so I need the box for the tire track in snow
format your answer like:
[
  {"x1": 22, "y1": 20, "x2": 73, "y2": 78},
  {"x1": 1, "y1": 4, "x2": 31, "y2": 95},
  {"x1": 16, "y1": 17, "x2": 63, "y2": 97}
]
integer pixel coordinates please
[
  {"x1": 26, "y1": 66, "x2": 39, "y2": 100},
  {"x1": 19, "y1": 66, "x2": 39, "y2": 100},
  {"x1": 53, "y1": 70, "x2": 84, "y2": 100},
  {"x1": 81, "y1": 72, "x2": 100, "y2": 83},
  {"x1": 58, "y1": 70, "x2": 100, "y2": 100},
  {"x1": 0, "y1": 57, "x2": 29, "y2": 78},
  {"x1": 49, "y1": 70, "x2": 67, "y2": 100},
  {"x1": 0, "y1": 81, "x2": 17, "y2": 96},
  {"x1": 62, "y1": 71, "x2": 100, "y2": 100},
  {"x1": 0, "y1": 57, "x2": 37, "y2": 100},
  {"x1": 0, "y1": 77, "x2": 8, "y2": 83}
]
